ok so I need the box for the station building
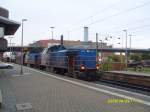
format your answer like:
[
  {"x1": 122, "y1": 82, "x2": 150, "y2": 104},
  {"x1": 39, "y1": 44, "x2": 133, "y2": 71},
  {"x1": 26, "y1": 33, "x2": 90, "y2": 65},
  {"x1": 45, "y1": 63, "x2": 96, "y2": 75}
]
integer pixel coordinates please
[{"x1": 0, "y1": 7, "x2": 20, "y2": 60}]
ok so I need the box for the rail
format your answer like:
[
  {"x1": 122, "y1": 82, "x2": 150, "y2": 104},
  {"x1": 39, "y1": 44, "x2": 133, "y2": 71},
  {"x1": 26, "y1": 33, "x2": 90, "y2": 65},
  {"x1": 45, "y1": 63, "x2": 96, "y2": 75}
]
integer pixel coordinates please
[{"x1": 98, "y1": 71, "x2": 150, "y2": 92}]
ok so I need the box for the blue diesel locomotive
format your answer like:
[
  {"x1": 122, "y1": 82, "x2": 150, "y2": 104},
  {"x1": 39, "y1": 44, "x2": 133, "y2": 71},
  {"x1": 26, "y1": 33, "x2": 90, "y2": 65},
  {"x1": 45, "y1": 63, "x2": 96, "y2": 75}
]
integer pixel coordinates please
[
  {"x1": 25, "y1": 45, "x2": 99, "y2": 80},
  {"x1": 45, "y1": 45, "x2": 99, "y2": 79},
  {"x1": 24, "y1": 48, "x2": 43, "y2": 67}
]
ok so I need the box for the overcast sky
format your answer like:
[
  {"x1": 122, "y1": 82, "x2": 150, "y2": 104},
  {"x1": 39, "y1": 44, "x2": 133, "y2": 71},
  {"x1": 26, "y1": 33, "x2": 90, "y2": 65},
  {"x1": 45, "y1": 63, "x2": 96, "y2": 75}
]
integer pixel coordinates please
[{"x1": 1, "y1": 0, "x2": 150, "y2": 48}]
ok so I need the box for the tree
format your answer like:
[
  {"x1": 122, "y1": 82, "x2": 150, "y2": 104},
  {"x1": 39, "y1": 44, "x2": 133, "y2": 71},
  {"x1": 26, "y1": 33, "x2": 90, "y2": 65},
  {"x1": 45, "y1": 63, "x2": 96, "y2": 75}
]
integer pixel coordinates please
[
  {"x1": 130, "y1": 53, "x2": 141, "y2": 61},
  {"x1": 141, "y1": 53, "x2": 150, "y2": 60},
  {"x1": 109, "y1": 54, "x2": 124, "y2": 62}
]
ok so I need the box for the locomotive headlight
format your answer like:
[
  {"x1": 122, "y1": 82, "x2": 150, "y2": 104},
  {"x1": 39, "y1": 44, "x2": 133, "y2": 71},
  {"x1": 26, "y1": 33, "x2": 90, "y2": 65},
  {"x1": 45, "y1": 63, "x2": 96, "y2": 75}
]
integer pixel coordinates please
[{"x1": 80, "y1": 65, "x2": 85, "y2": 70}]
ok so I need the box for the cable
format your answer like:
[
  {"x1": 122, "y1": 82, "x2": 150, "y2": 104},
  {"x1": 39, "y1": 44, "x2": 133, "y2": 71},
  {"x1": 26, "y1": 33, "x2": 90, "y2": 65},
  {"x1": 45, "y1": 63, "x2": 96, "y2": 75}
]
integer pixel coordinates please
[
  {"x1": 67, "y1": 0, "x2": 123, "y2": 30},
  {"x1": 69, "y1": 0, "x2": 150, "y2": 32},
  {"x1": 116, "y1": 24, "x2": 150, "y2": 34},
  {"x1": 128, "y1": 24, "x2": 150, "y2": 31},
  {"x1": 88, "y1": 1, "x2": 150, "y2": 26}
]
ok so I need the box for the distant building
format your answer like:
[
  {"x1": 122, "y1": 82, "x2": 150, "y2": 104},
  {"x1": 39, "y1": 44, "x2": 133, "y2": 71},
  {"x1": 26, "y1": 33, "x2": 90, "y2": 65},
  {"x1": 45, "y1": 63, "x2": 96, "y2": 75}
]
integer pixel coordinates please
[{"x1": 29, "y1": 39, "x2": 112, "y2": 49}]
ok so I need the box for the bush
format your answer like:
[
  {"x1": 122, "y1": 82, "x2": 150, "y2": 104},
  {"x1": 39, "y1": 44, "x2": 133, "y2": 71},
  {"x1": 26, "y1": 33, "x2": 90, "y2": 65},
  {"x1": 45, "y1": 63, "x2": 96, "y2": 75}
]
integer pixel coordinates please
[{"x1": 100, "y1": 62, "x2": 112, "y2": 71}]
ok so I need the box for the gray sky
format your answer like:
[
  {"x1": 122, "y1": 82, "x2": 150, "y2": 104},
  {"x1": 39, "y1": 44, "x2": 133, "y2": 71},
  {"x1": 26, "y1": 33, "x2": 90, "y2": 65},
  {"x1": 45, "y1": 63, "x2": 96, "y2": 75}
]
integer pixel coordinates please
[{"x1": 1, "y1": 0, "x2": 150, "y2": 48}]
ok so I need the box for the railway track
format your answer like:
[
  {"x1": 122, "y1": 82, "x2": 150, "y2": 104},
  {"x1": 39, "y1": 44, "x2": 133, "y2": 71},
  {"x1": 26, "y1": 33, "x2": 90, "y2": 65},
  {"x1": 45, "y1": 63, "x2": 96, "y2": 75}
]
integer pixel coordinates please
[
  {"x1": 98, "y1": 71, "x2": 150, "y2": 93},
  {"x1": 98, "y1": 79, "x2": 150, "y2": 93}
]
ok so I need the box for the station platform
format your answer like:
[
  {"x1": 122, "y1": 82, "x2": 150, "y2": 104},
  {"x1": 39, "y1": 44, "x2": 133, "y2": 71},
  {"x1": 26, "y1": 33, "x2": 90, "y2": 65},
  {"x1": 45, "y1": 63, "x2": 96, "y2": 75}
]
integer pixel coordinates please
[{"x1": 0, "y1": 64, "x2": 150, "y2": 112}]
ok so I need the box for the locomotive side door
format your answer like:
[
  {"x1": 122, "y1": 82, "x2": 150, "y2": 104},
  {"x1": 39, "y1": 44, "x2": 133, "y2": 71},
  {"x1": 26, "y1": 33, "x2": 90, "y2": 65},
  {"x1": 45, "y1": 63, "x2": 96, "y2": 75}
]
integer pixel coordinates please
[{"x1": 68, "y1": 56, "x2": 75, "y2": 74}]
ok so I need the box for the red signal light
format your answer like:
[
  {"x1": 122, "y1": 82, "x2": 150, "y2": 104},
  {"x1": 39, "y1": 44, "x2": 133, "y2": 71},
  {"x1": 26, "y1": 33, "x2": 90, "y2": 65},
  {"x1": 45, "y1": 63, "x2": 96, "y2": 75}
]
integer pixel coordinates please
[{"x1": 96, "y1": 64, "x2": 100, "y2": 70}]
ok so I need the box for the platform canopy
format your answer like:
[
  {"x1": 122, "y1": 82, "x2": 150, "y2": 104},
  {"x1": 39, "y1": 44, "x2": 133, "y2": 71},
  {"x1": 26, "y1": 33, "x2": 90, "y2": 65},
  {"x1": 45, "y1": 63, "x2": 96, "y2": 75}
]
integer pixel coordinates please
[
  {"x1": 0, "y1": 7, "x2": 20, "y2": 52},
  {"x1": 0, "y1": 7, "x2": 20, "y2": 35},
  {"x1": 0, "y1": 16, "x2": 20, "y2": 35}
]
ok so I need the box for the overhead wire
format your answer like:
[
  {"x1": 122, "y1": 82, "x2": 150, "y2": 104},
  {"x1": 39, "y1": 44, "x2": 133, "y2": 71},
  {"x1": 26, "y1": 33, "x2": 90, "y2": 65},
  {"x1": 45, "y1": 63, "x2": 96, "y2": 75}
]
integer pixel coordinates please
[
  {"x1": 128, "y1": 24, "x2": 150, "y2": 31},
  {"x1": 112, "y1": 23, "x2": 150, "y2": 34},
  {"x1": 69, "y1": 0, "x2": 150, "y2": 32},
  {"x1": 70, "y1": 0, "x2": 122, "y2": 26},
  {"x1": 98, "y1": 23, "x2": 150, "y2": 48},
  {"x1": 88, "y1": 0, "x2": 150, "y2": 26},
  {"x1": 67, "y1": 0, "x2": 123, "y2": 31}
]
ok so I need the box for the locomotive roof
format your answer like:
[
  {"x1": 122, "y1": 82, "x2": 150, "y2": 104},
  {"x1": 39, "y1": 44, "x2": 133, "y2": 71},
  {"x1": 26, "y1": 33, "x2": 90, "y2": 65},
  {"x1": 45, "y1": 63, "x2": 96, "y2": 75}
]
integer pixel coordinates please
[
  {"x1": 56, "y1": 49, "x2": 79, "y2": 52},
  {"x1": 51, "y1": 49, "x2": 79, "y2": 56},
  {"x1": 46, "y1": 44, "x2": 96, "y2": 50},
  {"x1": 48, "y1": 45, "x2": 66, "y2": 51},
  {"x1": 29, "y1": 47, "x2": 43, "y2": 53}
]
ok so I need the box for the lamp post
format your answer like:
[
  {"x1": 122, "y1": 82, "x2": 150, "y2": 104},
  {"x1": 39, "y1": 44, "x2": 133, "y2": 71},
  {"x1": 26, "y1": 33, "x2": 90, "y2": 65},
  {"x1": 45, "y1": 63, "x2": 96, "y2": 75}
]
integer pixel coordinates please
[
  {"x1": 99, "y1": 37, "x2": 109, "y2": 62},
  {"x1": 20, "y1": 19, "x2": 27, "y2": 75},
  {"x1": 99, "y1": 39, "x2": 103, "y2": 62},
  {"x1": 123, "y1": 29, "x2": 128, "y2": 70},
  {"x1": 128, "y1": 34, "x2": 132, "y2": 57},
  {"x1": 68, "y1": 31, "x2": 70, "y2": 40},
  {"x1": 128, "y1": 34, "x2": 135, "y2": 53},
  {"x1": 8, "y1": 36, "x2": 13, "y2": 62},
  {"x1": 50, "y1": 27, "x2": 55, "y2": 40},
  {"x1": 96, "y1": 33, "x2": 98, "y2": 62}
]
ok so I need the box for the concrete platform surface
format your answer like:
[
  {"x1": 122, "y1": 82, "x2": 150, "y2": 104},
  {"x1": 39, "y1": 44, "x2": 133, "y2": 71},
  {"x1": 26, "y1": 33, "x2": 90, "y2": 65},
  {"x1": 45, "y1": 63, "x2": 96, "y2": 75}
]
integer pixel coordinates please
[{"x1": 0, "y1": 64, "x2": 149, "y2": 112}]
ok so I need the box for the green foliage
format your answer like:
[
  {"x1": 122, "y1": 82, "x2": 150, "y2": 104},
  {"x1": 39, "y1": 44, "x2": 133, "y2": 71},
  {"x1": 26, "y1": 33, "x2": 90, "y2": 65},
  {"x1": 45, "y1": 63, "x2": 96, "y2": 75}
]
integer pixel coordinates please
[
  {"x1": 108, "y1": 54, "x2": 125, "y2": 62},
  {"x1": 141, "y1": 53, "x2": 150, "y2": 60},
  {"x1": 111, "y1": 54, "x2": 120, "y2": 62},
  {"x1": 99, "y1": 57, "x2": 113, "y2": 71},
  {"x1": 130, "y1": 53, "x2": 150, "y2": 61},
  {"x1": 101, "y1": 62, "x2": 112, "y2": 71},
  {"x1": 130, "y1": 53, "x2": 141, "y2": 61}
]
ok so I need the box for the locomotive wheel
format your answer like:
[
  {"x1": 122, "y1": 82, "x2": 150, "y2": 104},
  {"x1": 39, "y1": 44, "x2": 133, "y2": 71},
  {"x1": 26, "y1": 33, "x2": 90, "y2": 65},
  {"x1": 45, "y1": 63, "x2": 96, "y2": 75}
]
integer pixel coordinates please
[
  {"x1": 54, "y1": 68, "x2": 60, "y2": 74},
  {"x1": 60, "y1": 69, "x2": 65, "y2": 75},
  {"x1": 73, "y1": 73, "x2": 79, "y2": 79},
  {"x1": 86, "y1": 76, "x2": 92, "y2": 81},
  {"x1": 49, "y1": 67, "x2": 54, "y2": 73},
  {"x1": 46, "y1": 66, "x2": 50, "y2": 72},
  {"x1": 65, "y1": 72, "x2": 73, "y2": 77},
  {"x1": 27, "y1": 63, "x2": 30, "y2": 67},
  {"x1": 65, "y1": 73, "x2": 70, "y2": 77}
]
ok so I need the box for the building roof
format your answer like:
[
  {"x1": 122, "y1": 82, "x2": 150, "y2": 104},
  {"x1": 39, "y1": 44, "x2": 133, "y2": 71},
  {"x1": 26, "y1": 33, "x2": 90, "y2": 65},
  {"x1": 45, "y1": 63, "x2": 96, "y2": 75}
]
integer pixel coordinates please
[
  {"x1": 0, "y1": 16, "x2": 20, "y2": 35},
  {"x1": 0, "y1": 7, "x2": 20, "y2": 35},
  {"x1": 29, "y1": 39, "x2": 113, "y2": 49}
]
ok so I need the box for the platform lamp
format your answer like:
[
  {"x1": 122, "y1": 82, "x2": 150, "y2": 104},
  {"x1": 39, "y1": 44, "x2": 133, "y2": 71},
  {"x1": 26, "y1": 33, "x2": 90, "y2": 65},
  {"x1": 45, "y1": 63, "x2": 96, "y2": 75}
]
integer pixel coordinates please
[
  {"x1": 96, "y1": 33, "x2": 98, "y2": 62},
  {"x1": 50, "y1": 27, "x2": 55, "y2": 40},
  {"x1": 99, "y1": 39, "x2": 103, "y2": 63},
  {"x1": 20, "y1": 19, "x2": 27, "y2": 75},
  {"x1": 123, "y1": 29, "x2": 128, "y2": 71}
]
